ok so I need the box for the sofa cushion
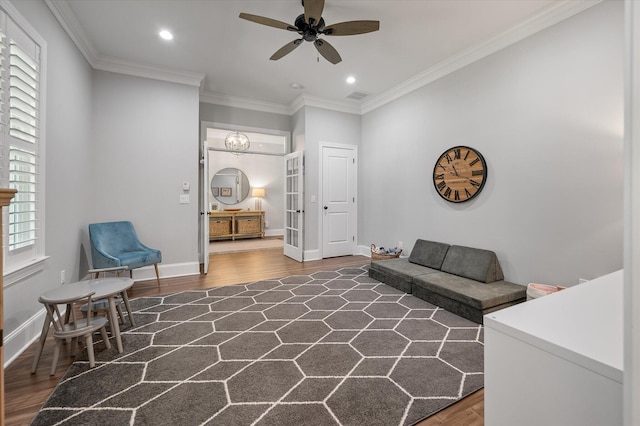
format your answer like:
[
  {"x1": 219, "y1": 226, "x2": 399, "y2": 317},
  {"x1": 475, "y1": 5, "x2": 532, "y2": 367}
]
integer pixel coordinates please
[
  {"x1": 440, "y1": 245, "x2": 504, "y2": 283},
  {"x1": 408, "y1": 240, "x2": 450, "y2": 270},
  {"x1": 412, "y1": 272, "x2": 525, "y2": 310},
  {"x1": 370, "y1": 258, "x2": 439, "y2": 283}
]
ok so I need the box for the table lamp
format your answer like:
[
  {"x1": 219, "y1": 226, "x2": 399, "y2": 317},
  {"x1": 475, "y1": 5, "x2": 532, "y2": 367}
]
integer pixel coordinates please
[{"x1": 252, "y1": 187, "x2": 265, "y2": 210}]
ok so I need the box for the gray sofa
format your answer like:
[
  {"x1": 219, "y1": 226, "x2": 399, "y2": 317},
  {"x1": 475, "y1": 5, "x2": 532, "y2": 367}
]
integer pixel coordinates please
[{"x1": 369, "y1": 240, "x2": 526, "y2": 323}]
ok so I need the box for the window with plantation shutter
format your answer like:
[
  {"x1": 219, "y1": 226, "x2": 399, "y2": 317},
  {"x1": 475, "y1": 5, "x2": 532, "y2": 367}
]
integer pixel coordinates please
[{"x1": 0, "y1": 3, "x2": 46, "y2": 277}]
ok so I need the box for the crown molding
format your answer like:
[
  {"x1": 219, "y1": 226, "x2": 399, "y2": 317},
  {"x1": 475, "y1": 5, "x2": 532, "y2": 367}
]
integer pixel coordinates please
[
  {"x1": 45, "y1": 0, "x2": 97, "y2": 66},
  {"x1": 198, "y1": 92, "x2": 360, "y2": 116},
  {"x1": 93, "y1": 56, "x2": 204, "y2": 87},
  {"x1": 46, "y1": 0, "x2": 204, "y2": 88},
  {"x1": 289, "y1": 94, "x2": 361, "y2": 115},
  {"x1": 361, "y1": 0, "x2": 602, "y2": 114},
  {"x1": 200, "y1": 91, "x2": 291, "y2": 115}
]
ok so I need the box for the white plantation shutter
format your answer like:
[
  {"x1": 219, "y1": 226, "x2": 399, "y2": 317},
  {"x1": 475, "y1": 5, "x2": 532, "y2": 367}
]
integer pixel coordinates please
[
  {"x1": 8, "y1": 38, "x2": 39, "y2": 251},
  {"x1": 0, "y1": 3, "x2": 45, "y2": 273}
]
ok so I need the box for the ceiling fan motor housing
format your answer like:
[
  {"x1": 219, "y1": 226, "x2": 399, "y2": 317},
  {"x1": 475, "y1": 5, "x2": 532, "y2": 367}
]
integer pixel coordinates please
[{"x1": 294, "y1": 14, "x2": 325, "y2": 41}]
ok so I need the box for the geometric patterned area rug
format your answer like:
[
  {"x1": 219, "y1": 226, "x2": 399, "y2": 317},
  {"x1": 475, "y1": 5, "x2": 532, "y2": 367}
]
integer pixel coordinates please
[{"x1": 31, "y1": 265, "x2": 484, "y2": 426}]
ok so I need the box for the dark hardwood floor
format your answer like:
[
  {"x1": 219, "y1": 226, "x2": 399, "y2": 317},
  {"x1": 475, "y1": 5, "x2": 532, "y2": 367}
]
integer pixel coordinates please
[{"x1": 4, "y1": 249, "x2": 483, "y2": 425}]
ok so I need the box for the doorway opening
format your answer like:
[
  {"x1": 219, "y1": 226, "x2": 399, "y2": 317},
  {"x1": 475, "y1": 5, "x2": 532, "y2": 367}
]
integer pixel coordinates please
[{"x1": 200, "y1": 122, "x2": 291, "y2": 268}]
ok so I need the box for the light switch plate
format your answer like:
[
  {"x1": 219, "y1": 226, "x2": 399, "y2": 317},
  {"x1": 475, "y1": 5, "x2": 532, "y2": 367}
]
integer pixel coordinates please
[{"x1": 179, "y1": 194, "x2": 190, "y2": 204}]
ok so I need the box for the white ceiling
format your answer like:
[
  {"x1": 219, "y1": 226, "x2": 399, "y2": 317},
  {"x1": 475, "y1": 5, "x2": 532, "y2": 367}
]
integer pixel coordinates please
[{"x1": 47, "y1": 0, "x2": 597, "y2": 113}]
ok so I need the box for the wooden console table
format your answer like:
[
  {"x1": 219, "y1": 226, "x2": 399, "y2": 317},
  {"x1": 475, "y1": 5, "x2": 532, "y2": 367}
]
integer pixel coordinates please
[{"x1": 209, "y1": 210, "x2": 265, "y2": 241}]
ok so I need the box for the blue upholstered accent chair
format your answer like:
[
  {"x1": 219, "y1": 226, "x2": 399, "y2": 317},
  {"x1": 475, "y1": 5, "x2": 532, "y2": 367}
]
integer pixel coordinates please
[{"x1": 89, "y1": 221, "x2": 162, "y2": 286}]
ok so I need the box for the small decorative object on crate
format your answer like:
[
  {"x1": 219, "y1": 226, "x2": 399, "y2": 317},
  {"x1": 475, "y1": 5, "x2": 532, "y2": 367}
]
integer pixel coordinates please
[{"x1": 370, "y1": 244, "x2": 402, "y2": 261}]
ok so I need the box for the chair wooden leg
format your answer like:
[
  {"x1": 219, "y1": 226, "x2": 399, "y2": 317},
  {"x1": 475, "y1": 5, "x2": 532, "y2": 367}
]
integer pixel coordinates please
[
  {"x1": 70, "y1": 337, "x2": 78, "y2": 357},
  {"x1": 100, "y1": 326, "x2": 111, "y2": 350},
  {"x1": 51, "y1": 339, "x2": 63, "y2": 376},
  {"x1": 121, "y1": 291, "x2": 136, "y2": 327},
  {"x1": 116, "y1": 303, "x2": 125, "y2": 324},
  {"x1": 86, "y1": 334, "x2": 96, "y2": 368},
  {"x1": 154, "y1": 263, "x2": 160, "y2": 286},
  {"x1": 31, "y1": 312, "x2": 53, "y2": 374}
]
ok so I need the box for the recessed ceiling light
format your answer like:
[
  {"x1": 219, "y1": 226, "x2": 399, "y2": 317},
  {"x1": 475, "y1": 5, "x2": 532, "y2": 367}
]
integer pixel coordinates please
[
  {"x1": 346, "y1": 76, "x2": 356, "y2": 84},
  {"x1": 159, "y1": 30, "x2": 173, "y2": 41},
  {"x1": 290, "y1": 83, "x2": 304, "y2": 89}
]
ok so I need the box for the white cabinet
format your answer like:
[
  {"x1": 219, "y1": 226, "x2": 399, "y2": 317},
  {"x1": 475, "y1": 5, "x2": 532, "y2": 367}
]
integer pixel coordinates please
[{"x1": 484, "y1": 270, "x2": 623, "y2": 426}]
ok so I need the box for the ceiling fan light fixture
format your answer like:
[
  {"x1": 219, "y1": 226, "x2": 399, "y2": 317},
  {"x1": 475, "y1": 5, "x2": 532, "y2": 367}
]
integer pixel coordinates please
[
  {"x1": 346, "y1": 76, "x2": 356, "y2": 84},
  {"x1": 239, "y1": 0, "x2": 379, "y2": 64},
  {"x1": 224, "y1": 131, "x2": 250, "y2": 155}
]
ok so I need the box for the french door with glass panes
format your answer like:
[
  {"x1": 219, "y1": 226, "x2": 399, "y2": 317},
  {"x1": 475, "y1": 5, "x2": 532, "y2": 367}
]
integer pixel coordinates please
[{"x1": 284, "y1": 151, "x2": 303, "y2": 261}]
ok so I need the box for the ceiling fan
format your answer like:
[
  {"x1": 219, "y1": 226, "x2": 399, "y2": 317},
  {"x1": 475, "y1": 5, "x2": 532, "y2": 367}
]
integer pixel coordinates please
[{"x1": 239, "y1": 0, "x2": 379, "y2": 65}]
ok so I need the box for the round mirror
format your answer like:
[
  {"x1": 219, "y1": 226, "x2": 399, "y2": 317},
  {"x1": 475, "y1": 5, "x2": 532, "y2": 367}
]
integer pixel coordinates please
[{"x1": 211, "y1": 168, "x2": 251, "y2": 205}]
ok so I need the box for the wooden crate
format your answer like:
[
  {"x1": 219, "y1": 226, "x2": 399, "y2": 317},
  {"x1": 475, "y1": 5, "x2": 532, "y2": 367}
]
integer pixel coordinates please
[
  {"x1": 237, "y1": 218, "x2": 261, "y2": 234},
  {"x1": 210, "y1": 219, "x2": 231, "y2": 237}
]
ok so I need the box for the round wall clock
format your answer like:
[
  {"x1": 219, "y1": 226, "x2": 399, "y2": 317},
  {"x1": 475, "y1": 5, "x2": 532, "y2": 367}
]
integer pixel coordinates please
[{"x1": 433, "y1": 146, "x2": 487, "y2": 203}]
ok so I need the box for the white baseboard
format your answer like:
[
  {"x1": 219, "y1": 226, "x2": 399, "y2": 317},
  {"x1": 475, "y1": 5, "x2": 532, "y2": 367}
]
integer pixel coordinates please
[
  {"x1": 304, "y1": 246, "x2": 372, "y2": 261},
  {"x1": 303, "y1": 249, "x2": 321, "y2": 261},
  {"x1": 357, "y1": 245, "x2": 372, "y2": 257},
  {"x1": 265, "y1": 229, "x2": 284, "y2": 237},
  {"x1": 131, "y1": 261, "x2": 200, "y2": 281},
  {"x1": 5, "y1": 308, "x2": 47, "y2": 368}
]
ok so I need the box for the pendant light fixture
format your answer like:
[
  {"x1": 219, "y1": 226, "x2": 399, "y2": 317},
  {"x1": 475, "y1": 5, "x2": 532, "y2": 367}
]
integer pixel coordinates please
[{"x1": 224, "y1": 131, "x2": 250, "y2": 155}]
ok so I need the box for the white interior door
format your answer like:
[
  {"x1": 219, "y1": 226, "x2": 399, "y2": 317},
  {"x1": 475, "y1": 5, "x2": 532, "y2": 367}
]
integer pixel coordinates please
[
  {"x1": 322, "y1": 144, "x2": 357, "y2": 258},
  {"x1": 284, "y1": 151, "x2": 303, "y2": 262},
  {"x1": 200, "y1": 142, "x2": 210, "y2": 274}
]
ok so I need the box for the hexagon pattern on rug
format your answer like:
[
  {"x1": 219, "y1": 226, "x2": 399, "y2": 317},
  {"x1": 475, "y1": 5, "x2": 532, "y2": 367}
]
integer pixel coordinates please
[{"x1": 31, "y1": 265, "x2": 484, "y2": 426}]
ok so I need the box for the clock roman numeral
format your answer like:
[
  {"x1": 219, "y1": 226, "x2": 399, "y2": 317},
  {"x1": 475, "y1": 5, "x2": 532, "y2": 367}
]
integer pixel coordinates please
[
  {"x1": 470, "y1": 179, "x2": 481, "y2": 188},
  {"x1": 469, "y1": 158, "x2": 480, "y2": 166},
  {"x1": 472, "y1": 170, "x2": 484, "y2": 176},
  {"x1": 445, "y1": 153, "x2": 452, "y2": 163},
  {"x1": 464, "y1": 150, "x2": 470, "y2": 160},
  {"x1": 434, "y1": 173, "x2": 444, "y2": 180},
  {"x1": 437, "y1": 163, "x2": 446, "y2": 170},
  {"x1": 454, "y1": 190, "x2": 460, "y2": 201},
  {"x1": 454, "y1": 148, "x2": 461, "y2": 159},
  {"x1": 465, "y1": 188, "x2": 472, "y2": 198},
  {"x1": 443, "y1": 187, "x2": 452, "y2": 198},
  {"x1": 437, "y1": 180, "x2": 446, "y2": 190}
]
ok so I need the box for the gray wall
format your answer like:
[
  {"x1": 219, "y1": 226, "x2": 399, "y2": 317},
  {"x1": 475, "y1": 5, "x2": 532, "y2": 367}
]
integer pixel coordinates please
[
  {"x1": 360, "y1": 0, "x2": 623, "y2": 287},
  {"x1": 200, "y1": 103, "x2": 290, "y2": 132},
  {"x1": 4, "y1": 0, "x2": 94, "y2": 348},
  {"x1": 303, "y1": 107, "x2": 361, "y2": 257},
  {"x1": 92, "y1": 70, "x2": 200, "y2": 270}
]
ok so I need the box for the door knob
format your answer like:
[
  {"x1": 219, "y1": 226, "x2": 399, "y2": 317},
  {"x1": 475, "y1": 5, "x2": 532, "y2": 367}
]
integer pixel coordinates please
[{"x1": 324, "y1": 206, "x2": 328, "y2": 210}]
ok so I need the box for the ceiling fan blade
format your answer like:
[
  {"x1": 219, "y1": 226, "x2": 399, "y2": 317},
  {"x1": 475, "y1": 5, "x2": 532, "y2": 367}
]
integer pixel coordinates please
[
  {"x1": 239, "y1": 13, "x2": 297, "y2": 31},
  {"x1": 270, "y1": 39, "x2": 304, "y2": 61},
  {"x1": 304, "y1": 0, "x2": 325, "y2": 25},
  {"x1": 323, "y1": 20, "x2": 380, "y2": 36},
  {"x1": 314, "y1": 39, "x2": 342, "y2": 64}
]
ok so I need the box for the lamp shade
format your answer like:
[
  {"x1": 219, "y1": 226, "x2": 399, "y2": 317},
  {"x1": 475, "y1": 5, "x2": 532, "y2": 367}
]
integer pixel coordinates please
[{"x1": 251, "y1": 188, "x2": 265, "y2": 198}]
